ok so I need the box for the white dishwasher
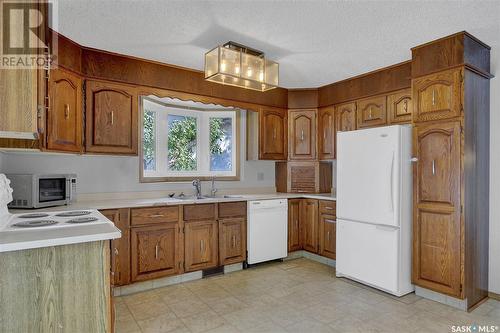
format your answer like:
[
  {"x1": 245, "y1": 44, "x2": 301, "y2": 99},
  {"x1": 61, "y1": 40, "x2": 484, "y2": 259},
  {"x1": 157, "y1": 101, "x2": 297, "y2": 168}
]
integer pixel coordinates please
[{"x1": 247, "y1": 199, "x2": 288, "y2": 265}]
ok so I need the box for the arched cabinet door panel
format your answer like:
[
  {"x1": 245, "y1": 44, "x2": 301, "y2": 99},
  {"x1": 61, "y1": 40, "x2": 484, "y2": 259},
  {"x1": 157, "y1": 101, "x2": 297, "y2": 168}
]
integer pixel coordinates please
[
  {"x1": 259, "y1": 107, "x2": 287, "y2": 160},
  {"x1": 387, "y1": 89, "x2": 412, "y2": 124},
  {"x1": 335, "y1": 102, "x2": 356, "y2": 132},
  {"x1": 289, "y1": 109, "x2": 316, "y2": 160},
  {"x1": 356, "y1": 95, "x2": 387, "y2": 128},
  {"x1": 85, "y1": 80, "x2": 138, "y2": 155},
  {"x1": 318, "y1": 106, "x2": 335, "y2": 160},
  {"x1": 412, "y1": 121, "x2": 462, "y2": 298},
  {"x1": 47, "y1": 68, "x2": 83, "y2": 152}
]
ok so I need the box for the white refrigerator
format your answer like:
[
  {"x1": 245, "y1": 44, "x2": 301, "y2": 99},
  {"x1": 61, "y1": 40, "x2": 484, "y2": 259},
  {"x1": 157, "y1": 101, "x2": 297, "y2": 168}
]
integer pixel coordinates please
[{"x1": 336, "y1": 125, "x2": 414, "y2": 296}]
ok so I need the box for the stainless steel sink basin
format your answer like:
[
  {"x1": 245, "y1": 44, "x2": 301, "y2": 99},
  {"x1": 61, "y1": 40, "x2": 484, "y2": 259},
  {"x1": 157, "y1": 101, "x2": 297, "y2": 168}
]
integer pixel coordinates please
[{"x1": 176, "y1": 196, "x2": 210, "y2": 200}]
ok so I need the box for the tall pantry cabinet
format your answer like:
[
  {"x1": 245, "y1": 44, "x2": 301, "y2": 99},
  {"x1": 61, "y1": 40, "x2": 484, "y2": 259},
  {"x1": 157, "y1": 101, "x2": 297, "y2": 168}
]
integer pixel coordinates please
[{"x1": 410, "y1": 32, "x2": 491, "y2": 310}]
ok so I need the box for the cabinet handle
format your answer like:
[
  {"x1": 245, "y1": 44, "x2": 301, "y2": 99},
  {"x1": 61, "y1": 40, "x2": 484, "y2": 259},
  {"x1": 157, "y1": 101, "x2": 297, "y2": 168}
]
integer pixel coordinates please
[
  {"x1": 295, "y1": 219, "x2": 298, "y2": 228},
  {"x1": 323, "y1": 128, "x2": 326, "y2": 140},
  {"x1": 432, "y1": 90, "x2": 436, "y2": 106},
  {"x1": 369, "y1": 107, "x2": 372, "y2": 119},
  {"x1": 411, "y1": 157, "x2": 419, "y2": 163},
  {"x1": 200, "y1": 239, "x2": 205, "y2": 253},
  {"x1": 300, "y1": 130, "x2": 304, "y2": 141},
  {"x1": 403, "y1": 100, "x2": 408, "y2": 113},
  {"x1": 64, "y1": 104, "x2": 70, "y2": 119},
  {"x1": 324, "y1": 207, "x2": 334, "y2": 210},
  {"x1": 232, "y1": 235, "x2": 236, "y2": 248},
  {"x1": 149, "y1": 214, "x2": 164, "y2": 218},
  {"x1": 111, "y1": 110, "x2": 114, "y2": 125},
  {"x1": 114, "y1": 248, "x2": 119, "y2": 255},
  {"x1": 155, "y1": 243, "x2": 159, "y2": 259},
  {"x1": 432, "y1": 160, "x2": 436, "y2": 175},
  {"x1": 327, "y1": 231, "x2": 330, "y2": 241},
  {"x1": 273, "y1": 127, "x2": 277, "y2": 140}
]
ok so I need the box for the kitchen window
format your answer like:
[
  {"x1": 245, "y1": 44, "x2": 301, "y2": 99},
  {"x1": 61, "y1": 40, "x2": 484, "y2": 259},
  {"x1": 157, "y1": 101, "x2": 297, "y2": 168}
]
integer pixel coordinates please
[{"x1": 141, "y1": 97, "x2": 239, "y2": 181}]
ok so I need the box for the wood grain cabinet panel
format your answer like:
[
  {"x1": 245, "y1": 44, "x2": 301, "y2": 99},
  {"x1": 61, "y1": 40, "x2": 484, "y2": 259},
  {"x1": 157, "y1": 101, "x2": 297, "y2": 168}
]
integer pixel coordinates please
[
  {"x1": 412, "y1": 68, "x2": 463, "y2": 123},
  {"x1": 101, "y1": 208, "x2": 131, "y2": 286},
  {"x1": 301, "y1": 199, "x2": 319, "y2": 253},
  {"x1": 387, "y1": 89, "x2": 412, "y2": 124},
  {"x1": 131, "y1": 223, "x2": 180, "y2": 282},
  {"x1": 131, "y1": 206, "x2": 179, "y2": 226},
  {"x1": 47, "y1": 68, "x2": 83, "y2": 152},
  {"x1": 318, "y1": 106, "x2": 335, "y2": 160},
  {"x1": 85, "y1": 80, "x2": 138, "y2": 154},
  {"x1": 356, "y1": 95, "x2": 387, "y2": 128},
  {"x1": 335, "y1": 102, "x2": 356, "y2": 132},
  {"x1": 319, "y1": 214, "x2": 336, "y2": 260},
  {"x1": 184, "y1": 220, "x2": 218, "y2": 272},
  {"x1": 218, "y1": 202, "x2": 246, "y2": 218},
  {"x1": 412, "y1": 121, "x2": 462, "y2": 297},
  {"x1": 219, "y1": 218, "x2": 246, "y2": 265},
  {"x1": 259, "y1": 107, "x2": 287, "y2": 160},
  {"x1": 289, "y1": 109, "x2": 316, "y2": 160},
  {"x1": 288, "y1": 199, "x2": 302, "y2": 252}
]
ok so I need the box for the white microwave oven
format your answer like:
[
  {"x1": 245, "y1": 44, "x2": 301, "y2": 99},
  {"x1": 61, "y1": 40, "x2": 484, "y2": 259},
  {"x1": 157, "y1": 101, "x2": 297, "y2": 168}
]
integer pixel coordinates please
[{"x1": 6, "y1": 174, "x2": 77, "y2": 209}]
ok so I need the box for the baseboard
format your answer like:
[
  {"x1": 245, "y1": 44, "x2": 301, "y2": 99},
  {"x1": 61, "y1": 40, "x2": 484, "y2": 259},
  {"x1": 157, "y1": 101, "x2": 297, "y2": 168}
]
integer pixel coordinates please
[
  {"x1": 285, "y1": 250, "x2": 336, "y2": 267},
  {"x1": 415, "y1": 286, "x2": 468, "y2": 311},
  {"x1": 489, "y1": 291, "x2": 500, "y2": 301}
]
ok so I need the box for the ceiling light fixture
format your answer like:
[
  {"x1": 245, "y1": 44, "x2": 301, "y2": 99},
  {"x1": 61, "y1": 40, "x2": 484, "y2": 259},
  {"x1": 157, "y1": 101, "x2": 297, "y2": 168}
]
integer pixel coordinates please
[{"x1": 205, "y1": 41, "x2": 279, "y2": 92}]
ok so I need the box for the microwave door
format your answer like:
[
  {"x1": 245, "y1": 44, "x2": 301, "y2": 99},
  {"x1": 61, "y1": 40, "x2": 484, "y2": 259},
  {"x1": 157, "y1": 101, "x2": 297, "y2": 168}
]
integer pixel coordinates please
[{"x1": 38, "y1": 177, "x2": 68, "y2": 207}]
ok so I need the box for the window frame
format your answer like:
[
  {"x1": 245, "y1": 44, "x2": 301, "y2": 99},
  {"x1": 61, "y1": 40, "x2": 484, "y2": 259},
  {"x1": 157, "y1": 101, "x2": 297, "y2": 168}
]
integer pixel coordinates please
[{"x1": 139, "y1": 97, "x2": 241, "y2": 182}]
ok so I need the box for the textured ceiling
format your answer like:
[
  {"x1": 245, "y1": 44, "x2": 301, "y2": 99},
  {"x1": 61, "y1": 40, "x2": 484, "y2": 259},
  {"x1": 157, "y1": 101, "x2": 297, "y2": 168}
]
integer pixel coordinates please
[{"x1": 54, "y1": 0, "x2": 500, "y2": 88}]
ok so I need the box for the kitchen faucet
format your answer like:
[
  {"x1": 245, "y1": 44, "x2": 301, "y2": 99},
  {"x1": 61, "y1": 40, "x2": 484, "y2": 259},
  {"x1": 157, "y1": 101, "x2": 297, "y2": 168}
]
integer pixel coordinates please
[
  {"x1": 192, "y1": 179, "x2": 202, "y2": 199},
  {"x1": 210, "y1": 176, "x2": 218, "y2": 197}
]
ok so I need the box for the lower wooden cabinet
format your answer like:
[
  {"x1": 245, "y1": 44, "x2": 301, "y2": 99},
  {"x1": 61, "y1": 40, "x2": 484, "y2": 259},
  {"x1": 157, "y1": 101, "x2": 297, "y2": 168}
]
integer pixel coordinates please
[
  {"x1": 219, "y1": 218, "x2": 246, "y2": 265},
  {"x1": 319, "y1": 214, "x2": 336, "y2": 259},
  {"x1": 101, "y1": 208, "x2": 131, "y2": 286},
  {"x1": 184, "y1": 220, "x2": 218, "y2": 272},
  {"x1": 288, "y1": 199, "x2": 302, "y2": 251},
  {"x1": 131, "y1": 223, "x2": 181, "y2": 282},
  {"x1": 301, "y1": 199, "x2": 319, "y2": 253}
]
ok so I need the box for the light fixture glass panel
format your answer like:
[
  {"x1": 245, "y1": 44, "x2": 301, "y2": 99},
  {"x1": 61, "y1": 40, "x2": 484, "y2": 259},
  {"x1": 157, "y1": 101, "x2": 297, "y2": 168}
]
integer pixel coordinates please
[
  {"x1": 219, "y1": 47, "x2": 240, "y2": 76},
  {"x1": 264, "y1": 59, "x2": 279, "y2": 86},
  {"x1": 206, "y1": 73, "x2": 274, "y2": 91},
  {"x1": 204, "y1": 47, "x2": 219, "y2": 78},
  {"x1": 241, "y1": 53, "x2": 264, "y2": 82}
]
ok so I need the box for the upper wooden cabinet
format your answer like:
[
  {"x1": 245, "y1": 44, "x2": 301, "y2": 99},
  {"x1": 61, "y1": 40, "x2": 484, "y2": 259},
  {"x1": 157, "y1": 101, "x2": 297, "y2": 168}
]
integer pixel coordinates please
[
  {"x1": 85, "y1": 80, "x2": 138, "y2": 155},
  {"x1": 412, "y1": 68, "x2": 463, "y2": 123},
  {"x1": 387, "y1": 89, "x2": 412, "y2": 124},
  {"x1": 288, "y1": 109, "x2": 317, "y2": 160},
  {"x1": 101, "y1": 208, "x2": 131, "y2": 286},
  {"x1": 356, "y1": 95, "x2": 387, "y2": 128},
  {"x1": 259, "y1": 107, "x2": 287, "y2": 160},
  {"x1": 412, "y1": 121, "x2": 462, "y2": 297},
  {"x1": 318, "y1": 106, "x2": 335, "y2": 160},
  {"x1": 335, "y1": 102, "x2": 356, "y2": 132},
  {"x1": 184, "y1": 220, "x2": 218, "y2": 272},
  {"x1": 47, "y1": 69, "x2": 83, "y2": 152}
]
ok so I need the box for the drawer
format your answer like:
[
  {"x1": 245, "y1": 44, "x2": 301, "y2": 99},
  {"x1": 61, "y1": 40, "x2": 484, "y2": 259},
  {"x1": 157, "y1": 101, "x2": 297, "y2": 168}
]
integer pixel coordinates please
[
  {"x1": 183, "y1": 203, "x2": 216, "y2": 221},
  {"x1": 319, "y1": 200, "x2": 336, "y2": 215},
  {"x1": 218, "y1": 201, "x2": 247, "y2": 218},
  {"x1": 131, "y1": 206, "x2": 179, "y2": 226}
]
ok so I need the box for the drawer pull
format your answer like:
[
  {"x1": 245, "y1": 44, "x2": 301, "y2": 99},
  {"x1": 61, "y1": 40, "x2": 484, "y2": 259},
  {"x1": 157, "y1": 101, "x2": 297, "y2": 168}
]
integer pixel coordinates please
[
  {"x1": 155, "y1": 243, "x2": 159, "y2": 259},
  {"x1": 114, "y1": 248, "x2": 119, "y2": 255},
  {"x1": 324, "y1": 206, "x2": 334, "y2": 210},
  {"x1": 149, "y1": 214, "x2": 164, "y2": 218},
  {"x1": 324, "y1": 219, "x2": 336, "y2": 224}
]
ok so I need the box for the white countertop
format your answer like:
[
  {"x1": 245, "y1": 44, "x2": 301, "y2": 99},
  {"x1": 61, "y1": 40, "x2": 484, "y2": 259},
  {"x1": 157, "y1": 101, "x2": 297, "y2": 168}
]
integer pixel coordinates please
[
  {"x1": 0, "y1": 210, "x2": 121, "y2": 253},
  {"x1": 10, "y1": 192, "x2": 336, "y2": 212}
]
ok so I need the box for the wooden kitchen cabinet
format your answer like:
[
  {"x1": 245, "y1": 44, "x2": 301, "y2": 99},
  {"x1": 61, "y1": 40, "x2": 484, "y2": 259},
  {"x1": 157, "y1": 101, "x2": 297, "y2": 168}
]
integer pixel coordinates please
[
  {"x1": 276, "y1": 161, "x2": 332, "y2": 193},
  {"x1": 301, "y1": 199, "x2": 319, "y2": 253},
  {"x1": 184, "y1": 220, "x2": 218, "y2": 272},
  {"x1": 85, "y1": 80, "x2": 138, "y2": 155},
  {"x1": 319, "y1": 214, "x2": 336, "y2": 260},
  {"x1": 131, "y1": 223, "x2": 181, "y2": 282},
  {"x1": 356, "y1": 95, "x2": 387, "y2": 128},
  {"x1": 47, "y1": 68, "x2": 83, "y2": 152},
  {"x1": 387, "y1": 89, "x2": 412, "y2": 124},
  {"x1": 412, "y1": 68, "x2": 463, "y2": 123},
  {"x1": 219, "y1": 218, "x2": 246, "y2": 265},
  {"x1": 335, "y1": 102, "x2": 356, "y2": 132},
  {"x1": 318, "y1": 106, "x2": 335, "y2": 160},
  {"x1": 259, "y1": 107, "x2": 287, "y2": 160},
  {"x1": 288, "y1": 109, "x2": 317, "y2": 160},
  {"x1": 412, "y1": 121, "x2": 462, "y2": 297},
  {"x1": 101, "y1": 208, "x2": 131, "y2": 286},
  {"x1": 288, "y1": 199, "x2": 302, "y2": 252}
]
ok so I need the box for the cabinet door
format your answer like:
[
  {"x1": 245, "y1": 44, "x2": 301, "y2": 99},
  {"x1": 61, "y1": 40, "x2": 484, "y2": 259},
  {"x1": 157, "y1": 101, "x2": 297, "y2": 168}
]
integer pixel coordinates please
[
  {"x1": 219, "y1": 218, "x2": 246, "y2": 265},
  {"x1": 412, "y1": 121, "x2": 462, "y2": 297},
  {"x1": 85, "y1": 80, "x2": 138, "y2": 154},
  {"x1": 335, "y1": 102, "x2": 356, "y2": 132},
  {"x1": 387, "y1": 89, "x2": 412, "y2": 124},
  {"x1": 185, "y1": 220, "x2": 218, "y2": 272},
  {"x1": 47, "y1": 68, "x2": 83, "y2": 152},
  {"x1": 131, "y1": 224, "x2": 180, "y2": 282},
  {"x1": 260, "y1": 107, "x2": 287, "y2": 160},
  {"x1": 319, "y1": 215, "x2": 336, "y2": 260},
  {"x1": 318, "y1": 106, "x2": 335, "y2": 160},
  {"x1": 288, "y1": 199, "x2": 302, "y2": 251},
  {"x1": 412, "y1": 68, "x2": 462, "y2": 123},
  {"x1": 101, "y1": 209, "x2": 131, "y2": 286},
  {"x1": 289, "y1": 109, "x2": 316, "y2": 160},
  {"x1": 301, "y1": 199, "x2": 319, "y2": 253},
  {"x1": 356, "y1": 95, "x2": 387, "y2": 128}
]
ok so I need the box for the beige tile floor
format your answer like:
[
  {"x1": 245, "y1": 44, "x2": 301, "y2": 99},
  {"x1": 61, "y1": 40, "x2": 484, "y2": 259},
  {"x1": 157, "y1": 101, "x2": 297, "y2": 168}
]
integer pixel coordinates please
[{"x1": 115, "y1": 258, "x2": 500, "y2": 333}]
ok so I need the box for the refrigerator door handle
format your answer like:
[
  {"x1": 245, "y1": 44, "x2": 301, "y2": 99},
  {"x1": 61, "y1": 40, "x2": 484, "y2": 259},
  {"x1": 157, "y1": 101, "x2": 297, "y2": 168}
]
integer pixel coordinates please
[{"x1": 389, "y1": 150, "x2": 394, "y2": 212}]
